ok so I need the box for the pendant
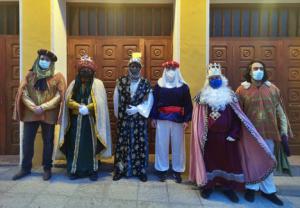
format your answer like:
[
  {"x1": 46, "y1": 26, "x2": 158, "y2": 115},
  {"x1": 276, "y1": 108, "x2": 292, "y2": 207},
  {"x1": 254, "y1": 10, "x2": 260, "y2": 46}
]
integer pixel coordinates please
[{"x1": 209, "y1": 111, "x2": 221, "y2": 120}]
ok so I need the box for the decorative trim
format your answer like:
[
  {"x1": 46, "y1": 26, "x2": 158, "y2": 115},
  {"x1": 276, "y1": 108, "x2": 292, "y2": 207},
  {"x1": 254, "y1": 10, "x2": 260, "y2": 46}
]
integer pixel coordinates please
[
  {"x1": 89, "y1": 115, "x2": 98, "y2": 172},
  {"x1": 229, "y1": 103, "x2": 276, "y2": 184},
  {"x1": 71, "y1": 114, "x2": 83, "y2": 174},
  {"x1": 241, "y1": 81, "x2": 251, "y2": 89},
  {"x1": 207, "y1": 169, "x2": 244, "y2": 183},
  {"x1": 241, "y1": 81, "x2": 273, "y2": 90}
]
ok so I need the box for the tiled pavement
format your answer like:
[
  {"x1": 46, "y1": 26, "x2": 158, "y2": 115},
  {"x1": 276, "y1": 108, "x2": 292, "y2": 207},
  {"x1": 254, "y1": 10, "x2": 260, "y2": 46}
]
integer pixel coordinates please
[{"x1": 0, "y1": 156, "x2": 300, "y2": 208}]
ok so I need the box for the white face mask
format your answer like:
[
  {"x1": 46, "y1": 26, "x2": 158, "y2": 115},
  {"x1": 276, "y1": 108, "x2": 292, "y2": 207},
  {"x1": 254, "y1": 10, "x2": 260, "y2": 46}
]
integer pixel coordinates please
[{"x1": 165, "y1": 70, "x2": 176, "y2": 82}]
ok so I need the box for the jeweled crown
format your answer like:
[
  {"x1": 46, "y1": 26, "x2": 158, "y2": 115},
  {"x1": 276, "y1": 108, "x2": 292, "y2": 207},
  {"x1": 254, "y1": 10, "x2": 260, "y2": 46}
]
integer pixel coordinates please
[{"x1": 207, "y1": 63, "x2": 222, "y2": 77}]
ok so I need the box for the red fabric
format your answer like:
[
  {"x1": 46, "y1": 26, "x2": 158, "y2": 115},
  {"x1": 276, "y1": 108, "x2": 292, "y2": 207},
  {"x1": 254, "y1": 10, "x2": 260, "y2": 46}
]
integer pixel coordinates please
[
  {"x1": 162, "y1": 60, "x2": 179, "y2": 68},
  {"x1": 204, "y1": 106, "x2": 244, "y2": 191},
  {"x1": 189, "y1": 101, "x2": 276, "y2": 186},
  {"x1": 159, "y1": 106, "x2": 184, "y2": 115},
  {"x1": 77, "y1": 59, "x2": 96, "y2": 72}
]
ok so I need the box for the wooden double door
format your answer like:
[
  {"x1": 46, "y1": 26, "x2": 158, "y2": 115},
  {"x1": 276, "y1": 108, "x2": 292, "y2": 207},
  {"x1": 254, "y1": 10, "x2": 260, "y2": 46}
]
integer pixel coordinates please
[
  {"x1": 0, "y1": 35, "x2": 19, "y2": 155},
  {"x1": 68, "y1": 36, "x2": 173, "y2": 153},
  {"x1": 210, "y1": 38, "x2": 300, "y2": 155}
]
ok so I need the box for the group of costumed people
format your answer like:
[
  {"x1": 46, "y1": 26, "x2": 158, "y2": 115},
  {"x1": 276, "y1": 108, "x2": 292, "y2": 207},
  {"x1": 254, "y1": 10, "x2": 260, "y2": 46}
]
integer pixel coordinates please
[{"x1": 12, "y1": 49, "x2": 292, "y2": 206}]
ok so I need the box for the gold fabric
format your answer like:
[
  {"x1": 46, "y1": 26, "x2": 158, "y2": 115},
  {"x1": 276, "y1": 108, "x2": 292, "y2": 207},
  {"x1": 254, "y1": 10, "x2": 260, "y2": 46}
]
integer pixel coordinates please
[
  {"x1": 67, "y1": 96, "x2": 95, "y2": 115},
  {"x1": 13, "y1": 71, "x2": 66, "y2": 124},
  {"x1": 40, "y1": 91, "x2": 61, "y2": 111}
]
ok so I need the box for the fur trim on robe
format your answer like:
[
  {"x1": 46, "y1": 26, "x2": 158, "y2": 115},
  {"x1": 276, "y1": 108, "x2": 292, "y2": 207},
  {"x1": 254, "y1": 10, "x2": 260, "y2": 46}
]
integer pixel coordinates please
[
  {"x1": 55, "y1": 78, "x2": 112, "y2": 160},
  {"x1": 189, "y1": 93, "x2": 276, "y2": 186}
]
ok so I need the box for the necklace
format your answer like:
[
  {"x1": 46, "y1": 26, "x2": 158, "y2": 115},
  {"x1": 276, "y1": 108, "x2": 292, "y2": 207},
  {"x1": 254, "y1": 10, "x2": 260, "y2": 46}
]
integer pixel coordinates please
[{"x1": 209, "y1": 111, "x2": 221, "y2": 120}]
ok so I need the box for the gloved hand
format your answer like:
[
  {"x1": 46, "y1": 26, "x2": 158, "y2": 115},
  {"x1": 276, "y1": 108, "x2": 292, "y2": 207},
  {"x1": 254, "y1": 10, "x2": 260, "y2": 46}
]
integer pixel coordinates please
[
  {"x1": 226, "y1": 136, "x2": 236, "y2": 142},
  {"x1": 126, "y1": 105, "x2": 138, "y2": 116},
  {"x1": 281, "y1": 135, "x2": 290, "y2": 157},
  {"x1": 79, "y1": 105, "x2": 89, "y2": 115},
  {"x1": 33, "y1": 106, "x2": 44, "y2": 115}
]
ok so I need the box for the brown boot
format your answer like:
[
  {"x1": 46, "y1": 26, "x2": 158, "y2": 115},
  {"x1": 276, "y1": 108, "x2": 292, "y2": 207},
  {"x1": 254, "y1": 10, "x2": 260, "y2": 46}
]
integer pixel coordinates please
[
  {"x1": 12, "y1": 169, "x2": 31, "y2": 180},
  {"x1": 43, "y1": 169, "x2": 52, "y2": 181}
]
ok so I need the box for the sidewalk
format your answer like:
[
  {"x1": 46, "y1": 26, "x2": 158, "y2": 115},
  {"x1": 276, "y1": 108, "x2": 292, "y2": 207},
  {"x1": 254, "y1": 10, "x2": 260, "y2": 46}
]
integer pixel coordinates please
[{"x1": 0, "y1": 156, "x2": 299, "y2": 208}]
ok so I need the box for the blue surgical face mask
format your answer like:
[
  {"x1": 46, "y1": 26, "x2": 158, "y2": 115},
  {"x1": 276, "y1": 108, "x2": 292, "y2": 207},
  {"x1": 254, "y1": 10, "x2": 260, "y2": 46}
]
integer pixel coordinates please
[
  {"x1": 209, "y1": 78, "x2": 222, "y2": 89},
  {"x1": 39, "y1": 59, "x2": 51, "y2": 70},
  {"x1": 251, "y1": 70, "x2": 264, "y2": 81}
]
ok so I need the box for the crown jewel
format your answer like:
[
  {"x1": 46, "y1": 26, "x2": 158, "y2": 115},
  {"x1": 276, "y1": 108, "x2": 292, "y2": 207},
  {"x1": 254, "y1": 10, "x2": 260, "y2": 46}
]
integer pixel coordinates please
[{"x1": 80, "y1": 54, "x2": 92, "y2": 62}]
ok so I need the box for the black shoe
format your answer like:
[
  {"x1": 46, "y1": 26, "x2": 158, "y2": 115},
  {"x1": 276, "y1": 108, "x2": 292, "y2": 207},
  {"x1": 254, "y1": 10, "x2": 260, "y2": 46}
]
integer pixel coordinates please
[
  {"x1": 43, "y1": 169, "x2": 52, "y2": 181},
  {"x1": 69, "y1": 173, "x2": 79, "y2": 180},
  {"x1": 89, "y1": 172, "x2": 98, "y2": 181},
  {"x1": 139, "y1": 174, "x2": 148, "y2": 182},
  {"x1": 173, "y1": 172, "x2": 182, "y2": 183},
  {"x1": 201, "y1": 188, "x2": 213, "y2": 199},
  {"x1": 12, "y1": 169, "x2": 31, "y2": 180},
  {"x1": 157, "y1": 171, "x2": 167, "y2": 182},
  {"x1": 261, "y1": 192, "x2": 283, "y2": 206},
  {"x1": 222, "y1": 189, "x2": 239, "y2": 203},
  {"x1": 244, "y1": 189, "x2": 255, "y2": 202},
  {"x1": 113, "y1": 172, "x2": 123, "y2": 181}
]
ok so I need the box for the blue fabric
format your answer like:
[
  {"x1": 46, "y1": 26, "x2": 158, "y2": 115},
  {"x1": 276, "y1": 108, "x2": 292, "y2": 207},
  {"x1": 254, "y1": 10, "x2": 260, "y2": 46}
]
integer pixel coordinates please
[{"x1": 150, "y1": 84, "x2": 193, "y2": 123}]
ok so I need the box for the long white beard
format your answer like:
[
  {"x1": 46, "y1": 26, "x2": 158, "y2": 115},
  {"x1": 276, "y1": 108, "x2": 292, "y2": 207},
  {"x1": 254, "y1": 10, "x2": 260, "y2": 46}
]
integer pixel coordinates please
[{"x1": 200, "y1": 76, "x2": 233, "y2": 111}]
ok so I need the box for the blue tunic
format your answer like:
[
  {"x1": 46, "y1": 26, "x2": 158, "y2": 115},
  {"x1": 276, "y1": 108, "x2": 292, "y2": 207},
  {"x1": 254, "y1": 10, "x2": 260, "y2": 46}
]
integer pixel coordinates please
[{"x1": 150, "y1": 84, "x2": 193, "y2": 123}]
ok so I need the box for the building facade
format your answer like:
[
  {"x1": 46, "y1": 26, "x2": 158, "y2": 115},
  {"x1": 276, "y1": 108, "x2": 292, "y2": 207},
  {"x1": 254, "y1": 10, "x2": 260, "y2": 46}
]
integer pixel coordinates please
[{"x1": 0, "y1": 0, "x2": 299, "y2": 169}]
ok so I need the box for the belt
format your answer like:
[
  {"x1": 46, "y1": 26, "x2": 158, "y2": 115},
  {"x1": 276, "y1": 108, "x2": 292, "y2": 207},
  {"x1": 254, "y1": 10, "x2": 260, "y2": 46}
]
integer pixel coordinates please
[{"x1": 159, "y1": 106, "x2": 184, "y2": 116}]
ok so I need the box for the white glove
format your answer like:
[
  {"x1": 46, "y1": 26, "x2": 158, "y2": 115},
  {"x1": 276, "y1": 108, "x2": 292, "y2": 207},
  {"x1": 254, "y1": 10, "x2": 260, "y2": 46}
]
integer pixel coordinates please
[
  {"x1": 226, "y1": 136, "x2": 236, "y2": 142},
  {"x1": 79, "y1": 105, "x2": 89, "y2": 115},
  {"x1": 126, "y1": 105, "x2": 138, "y2": 115}
]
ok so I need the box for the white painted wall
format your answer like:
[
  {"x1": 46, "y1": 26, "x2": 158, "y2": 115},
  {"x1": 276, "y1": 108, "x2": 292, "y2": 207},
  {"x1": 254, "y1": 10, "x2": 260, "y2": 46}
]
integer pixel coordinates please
[
  {"x1": 19, "y1": 0, "x2": 23, "y2": 165},
  {"x1": 173, "y1": 0, "x2": 180, "y2": 62},
  {"x1": 51, "y1": 0, "x2": 67, "y2": 78}
]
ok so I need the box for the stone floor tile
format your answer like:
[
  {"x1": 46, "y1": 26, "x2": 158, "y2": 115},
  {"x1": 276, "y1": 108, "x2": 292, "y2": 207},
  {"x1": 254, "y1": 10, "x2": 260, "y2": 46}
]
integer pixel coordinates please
[
  {"x1": 63, "y1": 195, "x2": 104, "y2": 208},
  {"x1": 0, "y1": 192, "x2": 36, "y2": 208},
  {"x1": 28, "y1": 194, "x2": 69, "y2": 208},
  {"x1": 137, "y1": 201, "x2": 169, "y2": 208},
  {"x1": 0, "y1": 180, "x2": 17, "y2": 193},
  {"x1": 138, "y1": 183, "x2": 168, "y2": 202},
  {"x1": 107, "y1": 183, "x2": 138, "y2": 200},
  {"x1": 168, "y1": 186, "x2": 201, "y2": 205}
]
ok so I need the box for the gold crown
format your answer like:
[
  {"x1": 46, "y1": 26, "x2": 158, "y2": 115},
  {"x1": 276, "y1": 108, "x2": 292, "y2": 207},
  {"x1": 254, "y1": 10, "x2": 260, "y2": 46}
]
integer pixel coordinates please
[{"x1": 80, "y1": 54, "x2": 93, "y2": 62}]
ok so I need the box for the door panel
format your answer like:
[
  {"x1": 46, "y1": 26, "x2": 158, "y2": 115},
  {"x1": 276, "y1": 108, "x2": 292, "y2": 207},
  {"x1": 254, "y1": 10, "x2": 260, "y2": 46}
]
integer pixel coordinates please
[
  {"x1": 283, "y1": 39, "x2": 300, "y2": 154},
  {"x1": 68, "y1": 36, "x2": 172, "y2": 153},
  {"x1": 0, "y1": 35, "x2": 19, "y2": 155},
  {"x1": 210, "y1": 38, "x2": 300, "y2": 154}
]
